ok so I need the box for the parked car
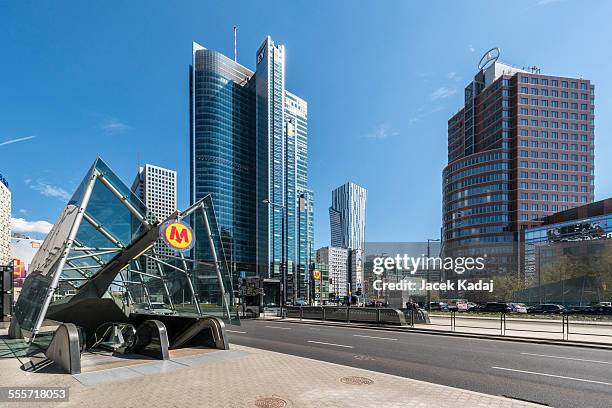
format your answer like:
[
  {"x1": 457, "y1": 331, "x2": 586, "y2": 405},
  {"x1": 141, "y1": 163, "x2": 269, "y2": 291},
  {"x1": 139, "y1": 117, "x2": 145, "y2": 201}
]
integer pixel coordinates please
[
  {"x1": 595, "y1": 302, "x2": 612, "y2": 307},
  {"x1": 563, "y1": 306, "x2": 591, "y2": 315},
  {"x1": 466, "y1": 302, "x2": 478, "y2": 311},
  {"x1": 582, "y1": 306, "x2": 612, "y2": 315},
  {"x1": 527, "y1": 304, "x2": 565, "y2": 314},
  {"x1": 478, "y1": 302, "x2": 512, "y2": 313},
  {"x1": 428, "y1": 301, "x2": 449, "y2": 311},
  {"x1": 508, "y1": 303, "x2": 528, "y2": 313}
]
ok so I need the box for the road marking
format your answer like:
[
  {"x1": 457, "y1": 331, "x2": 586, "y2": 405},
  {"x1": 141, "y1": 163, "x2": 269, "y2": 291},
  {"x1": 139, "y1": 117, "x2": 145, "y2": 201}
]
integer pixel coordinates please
[
  {"x1": 520, "y1": 352, "x2": 612, "y2": 365},
  {"x1": 226, "y1": 330, "x2": 247, "y2": 334},
  {"x1": 307, "y1": 340, "x2": 353, "y2": 348},
  {"x1": 492, "y1": 366, "x2": 612, "y2": 386},
  {"x1": 265, "y1": 325, "x2": 291, "y2": 330},
  {"x1": 353, "y1": 334, "x2": 397, "y2": 341}
]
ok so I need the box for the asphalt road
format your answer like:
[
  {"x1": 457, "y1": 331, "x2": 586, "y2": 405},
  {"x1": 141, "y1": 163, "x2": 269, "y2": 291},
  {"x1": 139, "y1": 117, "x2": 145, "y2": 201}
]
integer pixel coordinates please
[{"x1": 227, "y1": 319, "x2": 612, "y2": 408}]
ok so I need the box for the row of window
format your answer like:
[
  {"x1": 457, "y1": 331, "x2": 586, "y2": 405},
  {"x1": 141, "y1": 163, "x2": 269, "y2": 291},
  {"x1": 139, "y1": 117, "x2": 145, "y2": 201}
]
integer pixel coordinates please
[
  {"x1": 519, "y1": 118, "x2": 590, "y2": 130},
  {"x1": 520, "y1": 76, "x2": 590, "y2": 90},
  {"x1": 519, "y1": 192, "x2": 588, "y2": 203},
  {"x1": 520, "y1": 151, "x2": 589, "y2": 161},
  {"x1": 519, "y1": 98, "x2": 591, "y2": 111},
  {"x1": 520, "y1": 141, "x2": 589, "y2": 151},
  {"x1": 520, "y1": 171, "x2": 589, "y2": 183},
  {"x1": 519, "y1": 130, "x2": 590, "y2": 141},
  {"x1": 519, "y1": 182, "x2": 588, "y2": 193},
  {"x1": 520, "y1": 87, "x2": 590, "y2": 100},
  {"x1": 519, "y1": 108, "x2": 588, "y2": 120}
]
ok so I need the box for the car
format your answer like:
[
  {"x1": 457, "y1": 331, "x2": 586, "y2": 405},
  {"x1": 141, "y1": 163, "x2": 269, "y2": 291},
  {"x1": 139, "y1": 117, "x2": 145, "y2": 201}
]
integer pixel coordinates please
[
  {"x1": 478, "y1": 302, "x2": 512, "y2": 313},
  {"x1": 466, "y1": 302, "x2": 478, "y2": 311},
  {"x1": 508, "y1": 303, "x2": 528, "y2": 313},
  {"x1": 595, "y1": 302, "x2": 612, "y2": 307},
  {"x1": 528, "y1": 304, "x2": 565, "y2": 314},
  {"x1": 582, "y1": 306, "x2": 612, "y2": 315},
  {"x1": 563, "y1": 305, "x2": 591, "y2": 315}
]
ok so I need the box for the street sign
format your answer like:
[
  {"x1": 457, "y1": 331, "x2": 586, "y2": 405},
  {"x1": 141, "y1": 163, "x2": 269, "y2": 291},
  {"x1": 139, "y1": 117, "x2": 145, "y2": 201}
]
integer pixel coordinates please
[{"x1": 313, "y1": 270, "x2": 321, "y2": 279}]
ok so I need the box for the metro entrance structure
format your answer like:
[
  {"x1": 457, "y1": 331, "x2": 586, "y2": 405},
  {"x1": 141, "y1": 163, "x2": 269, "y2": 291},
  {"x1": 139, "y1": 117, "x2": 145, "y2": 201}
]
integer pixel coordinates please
[{"x1": 9, "y1": 158, "x2": 236, "y2": 373}]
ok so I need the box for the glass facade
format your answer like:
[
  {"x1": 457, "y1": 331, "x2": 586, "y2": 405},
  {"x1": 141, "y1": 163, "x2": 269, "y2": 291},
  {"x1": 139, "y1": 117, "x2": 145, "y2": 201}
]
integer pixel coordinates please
[
  {"x1": 13, "y1": 158, "x2": 235, "y2": 339},
  {"x1": 522, "y1": 214, "x2": 612, "y2": 306},
  {"x1": 191, "y1": 38, "x2": 314, "y2": 304},
  {"x1": 190, "y1": 44, "x2": 257, "y2": 282}
]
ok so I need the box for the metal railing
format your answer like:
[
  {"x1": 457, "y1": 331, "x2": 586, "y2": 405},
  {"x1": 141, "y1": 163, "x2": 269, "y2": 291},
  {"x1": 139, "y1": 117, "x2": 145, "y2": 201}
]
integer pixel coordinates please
[
  {"x1": 438, "y1": 312, "x2": 612, "y2": 342},
  {"x1": 285, "y1": 306, "x2": 409, "y2": 326}
]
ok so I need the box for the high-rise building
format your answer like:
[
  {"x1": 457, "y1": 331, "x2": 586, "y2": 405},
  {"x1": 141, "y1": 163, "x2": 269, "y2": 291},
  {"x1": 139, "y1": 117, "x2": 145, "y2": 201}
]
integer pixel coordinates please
[
  {"x1": 329, "y1": 182, "x2": 367, "y2": 251},
  {"x1": 316, "y1": 246, "x2": 349, "y2": 299},
  {"x1": 131, "y1": 164, "x2": 177, "y2": 271},
  {"x1": 190, "y1": 37, "x2": 314, "y2": 302},
  {"x1": 0, "y1": 174, "x2": 11, "y2": 266},
  {"x1": 443, "y1": 49, "x2": 595, "y2": 277}
]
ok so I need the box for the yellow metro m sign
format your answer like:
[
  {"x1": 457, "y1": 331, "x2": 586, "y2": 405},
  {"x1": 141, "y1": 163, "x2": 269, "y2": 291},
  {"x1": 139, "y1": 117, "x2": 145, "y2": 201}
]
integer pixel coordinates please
[{"x1": 161, "y1": 221, "x2": 195, "y2": 252}]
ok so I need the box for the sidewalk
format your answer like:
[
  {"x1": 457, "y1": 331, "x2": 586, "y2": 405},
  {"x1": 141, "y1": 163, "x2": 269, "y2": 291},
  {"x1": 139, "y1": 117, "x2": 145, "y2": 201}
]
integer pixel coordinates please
[{"x1": 0, "y1": 338, "x2": 540, "y2": 407}]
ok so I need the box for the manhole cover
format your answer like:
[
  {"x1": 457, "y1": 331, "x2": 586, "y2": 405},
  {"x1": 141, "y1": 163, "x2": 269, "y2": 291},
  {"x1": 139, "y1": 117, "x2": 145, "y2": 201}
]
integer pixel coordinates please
[
  {"x1": 254, "y1": 397, "x2": 287, "y2": 408},
  {"x1": 340, "y1": 376, "x2": 374, "y2": 385}
]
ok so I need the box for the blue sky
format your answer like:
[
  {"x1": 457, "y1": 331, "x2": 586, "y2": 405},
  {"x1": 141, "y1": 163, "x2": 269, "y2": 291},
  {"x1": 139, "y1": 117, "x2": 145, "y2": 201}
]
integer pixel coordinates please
[{"x1": 1, "y1": 0, "x2": 611, "y2": 248}]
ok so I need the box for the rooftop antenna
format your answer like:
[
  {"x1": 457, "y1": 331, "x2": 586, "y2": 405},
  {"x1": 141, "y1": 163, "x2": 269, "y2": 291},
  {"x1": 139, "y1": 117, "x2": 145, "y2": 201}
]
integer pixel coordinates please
[{"x1": 233, "y1": 25, "x2": 237, "y2": 62}]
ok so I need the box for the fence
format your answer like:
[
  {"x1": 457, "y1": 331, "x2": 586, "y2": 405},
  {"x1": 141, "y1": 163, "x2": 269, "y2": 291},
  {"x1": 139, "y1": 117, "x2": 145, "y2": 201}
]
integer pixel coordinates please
[
  {"x1": 433, "y1": 312, "x2": 612, "y2": 342},
  {"x1": 285, "y1": 306, "x2": 409, "y2": 326}
]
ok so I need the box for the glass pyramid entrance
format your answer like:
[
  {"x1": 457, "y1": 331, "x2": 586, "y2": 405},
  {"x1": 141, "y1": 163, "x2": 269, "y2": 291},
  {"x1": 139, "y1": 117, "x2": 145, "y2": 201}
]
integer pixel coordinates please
[{"x1": 12, "y1": 158, "x2": 236, "y2": 341}]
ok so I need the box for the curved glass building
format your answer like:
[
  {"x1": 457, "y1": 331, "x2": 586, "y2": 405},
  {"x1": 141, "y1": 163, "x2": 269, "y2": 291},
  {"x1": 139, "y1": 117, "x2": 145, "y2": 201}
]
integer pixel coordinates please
[{"x1": 190, "y1": 42, "x2": 257, "y2": 276}]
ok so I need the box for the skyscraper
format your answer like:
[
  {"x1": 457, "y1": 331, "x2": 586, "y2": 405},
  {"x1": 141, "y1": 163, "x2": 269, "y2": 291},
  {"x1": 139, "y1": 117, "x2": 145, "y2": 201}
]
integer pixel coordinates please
[
  {"x1": 0, "y1": 174, "x2": 11, "y2": 266},
  {"x1": 131, "y1": 164, "x2": 177, "y2": 272},
  {"x1": 190, "y1": 36, "x2": 313, "y2": 302},
  {"x1": 442, "y1": 49, "x2": 595, "y2": 277},
  {"x1": 190, "y1": 42, "x2": 257, "y2": 278},
  {"x1": 329, "y1": 182, "x2": 367, "y2": 250}
]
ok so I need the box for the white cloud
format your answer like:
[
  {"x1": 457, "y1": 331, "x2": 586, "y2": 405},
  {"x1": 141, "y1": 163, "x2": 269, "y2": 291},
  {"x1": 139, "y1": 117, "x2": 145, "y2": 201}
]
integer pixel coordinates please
[
  {"x1": 0, "y1": 135, "x2": 36, "y2": 147},
  {"x1": 446, "y1": 72, "x2": 461, "y2": 81},
  {"x1": 536, "y1": 0, "x2": 564, "y2": 5},
  {"x1": 468, "y1": 44, "x2": 475, "y2": 53},
  {"x1": 29, "y1": 180, "x2": 71, "y2": 201},
  {"x1": 11, "y1": 217, "x2": 53, "y2": 234},
  {"x1": 364, "y1": 124, "x2": 400, "y2": 139},
  {"x1": 430, "y1": 87, "x2": 457, "y2": 100},
  {"x1": 18, "y1": 209, "x2": 27, "y2": 214},
  {"x1": 97, "y1": 115, "x2": 131, "y2": 135}
]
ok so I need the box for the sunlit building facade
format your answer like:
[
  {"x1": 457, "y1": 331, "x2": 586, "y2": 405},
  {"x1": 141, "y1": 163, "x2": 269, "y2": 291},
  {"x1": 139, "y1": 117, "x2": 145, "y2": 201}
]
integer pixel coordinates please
[
  {"x1": 190, "y1": 37, "x2": 314, "y2": 303},
  {"x1": 443, "y1": 54, "x2": 595, "y2": 278},
  {"x1": 0, "y1": 174, "x2": 11, "y2": 266}
]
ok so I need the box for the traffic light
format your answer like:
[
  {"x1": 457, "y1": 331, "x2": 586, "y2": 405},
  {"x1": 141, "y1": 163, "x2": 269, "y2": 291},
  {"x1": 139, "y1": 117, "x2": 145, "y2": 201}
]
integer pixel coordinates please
[{"x1": 356, "y1": 288, "x2": 362, "y2": 296}]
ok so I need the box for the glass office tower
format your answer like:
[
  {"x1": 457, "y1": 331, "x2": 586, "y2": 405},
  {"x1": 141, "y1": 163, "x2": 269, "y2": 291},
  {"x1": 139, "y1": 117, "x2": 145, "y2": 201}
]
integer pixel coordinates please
[
  {"x1": 191, "y1": 37, "x2": 313, "y2": 303},
  {"x1": 190, "y1": 42, "x2": 257, "y2": 280}
]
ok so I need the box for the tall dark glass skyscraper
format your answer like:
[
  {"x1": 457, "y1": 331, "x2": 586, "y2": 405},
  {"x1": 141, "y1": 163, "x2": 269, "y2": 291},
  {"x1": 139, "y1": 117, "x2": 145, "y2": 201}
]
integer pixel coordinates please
[
  {"x1": 190, "y1": 37, "x2": 314, "y2": 302},
  {"x1": 190, "y1": 42, "x2": 257, "y2": 275}
]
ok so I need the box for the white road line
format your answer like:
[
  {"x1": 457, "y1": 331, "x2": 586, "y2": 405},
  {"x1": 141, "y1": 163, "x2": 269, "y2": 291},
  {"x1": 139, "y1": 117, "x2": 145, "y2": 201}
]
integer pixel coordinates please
[
  {"x1": 265, "y1": 325, "x2": 291, "y2": 330},
  {"x1": 307, "y1": 341, "x2": 353, "y2": 348},
  {"x1": 520, "y1": 352, "x2": 612, "y2": 365},
  {"x1": 353, "y1": 334, "x2": 397, "y2": 341},
  {"x1": 491, "y1": 366, "x2": 612, "y2": 386},
  {"x1": 226, "y1": 330, "x2": 247, "y2": 334}
]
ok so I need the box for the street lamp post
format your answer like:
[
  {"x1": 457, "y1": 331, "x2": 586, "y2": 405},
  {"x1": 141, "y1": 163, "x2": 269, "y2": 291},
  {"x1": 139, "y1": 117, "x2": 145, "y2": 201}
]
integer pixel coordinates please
[
  {"x1": 263, "y1": 199, "x2": 286, "y2": 317},
  {"x1": 427, "y1": 238, "x2": 441, "y2": 311}
]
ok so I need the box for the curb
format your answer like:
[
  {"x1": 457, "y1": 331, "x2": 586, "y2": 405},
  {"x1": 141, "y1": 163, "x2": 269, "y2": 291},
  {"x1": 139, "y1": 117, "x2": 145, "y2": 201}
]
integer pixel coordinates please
[{"x1": 256, "y1": 318, "x2": 612, "y2": 351}]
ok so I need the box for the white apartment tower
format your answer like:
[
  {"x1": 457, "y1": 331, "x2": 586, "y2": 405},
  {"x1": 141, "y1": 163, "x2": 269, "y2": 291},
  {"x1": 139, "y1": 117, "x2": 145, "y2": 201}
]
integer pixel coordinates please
[
  {"x1": 0, "y1": 176, "x2": 11, "y2": 266},
  {"x1": 316, "y1": 246, "x2": 349, "y2": 299},
  {"x1": 131, "y1": 164, "x2": 177, "y2": 273}
]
